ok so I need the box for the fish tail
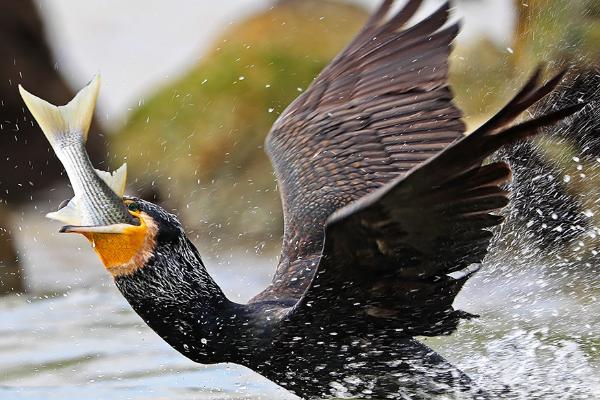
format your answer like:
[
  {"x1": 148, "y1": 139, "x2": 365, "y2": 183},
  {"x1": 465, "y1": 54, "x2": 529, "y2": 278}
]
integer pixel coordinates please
[{"x1": 19, "y1": 75, "x2": 100, "y2": 148}]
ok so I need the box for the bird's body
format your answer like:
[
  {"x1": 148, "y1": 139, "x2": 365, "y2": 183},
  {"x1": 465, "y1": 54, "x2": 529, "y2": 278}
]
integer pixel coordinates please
[{"x1": 20, "y1": 0, "x2": 587, "y2": 399}]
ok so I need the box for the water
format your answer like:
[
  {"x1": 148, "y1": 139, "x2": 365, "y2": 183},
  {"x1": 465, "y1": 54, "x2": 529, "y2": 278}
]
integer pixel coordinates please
[{"x1": 1, "y1": 207, "x2": 599, "y2": 399}]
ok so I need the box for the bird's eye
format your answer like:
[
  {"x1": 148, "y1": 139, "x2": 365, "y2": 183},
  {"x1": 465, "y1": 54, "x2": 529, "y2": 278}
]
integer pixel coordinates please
[{"x1": 127, "y1": 202, "x2": 140, "y2": 212}]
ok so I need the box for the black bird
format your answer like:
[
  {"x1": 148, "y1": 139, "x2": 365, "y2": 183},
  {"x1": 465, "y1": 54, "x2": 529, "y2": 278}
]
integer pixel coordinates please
[{"x1": 20, "y1": 1, "x2": 586, "y2": 399}]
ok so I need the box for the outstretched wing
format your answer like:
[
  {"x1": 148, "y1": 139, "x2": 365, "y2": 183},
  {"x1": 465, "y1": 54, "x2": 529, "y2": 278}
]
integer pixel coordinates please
[
  {"x1": 285, "y1": 71, "x2": 585, "y2": 336},
  {"x1": 257, "y1": 0, "x2": 465, "y2": 301}
]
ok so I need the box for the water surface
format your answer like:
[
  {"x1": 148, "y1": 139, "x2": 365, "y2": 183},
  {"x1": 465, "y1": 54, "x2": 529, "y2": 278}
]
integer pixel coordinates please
[{"x1": 2, "y1": 208, "x2": 599, "y2": 399}]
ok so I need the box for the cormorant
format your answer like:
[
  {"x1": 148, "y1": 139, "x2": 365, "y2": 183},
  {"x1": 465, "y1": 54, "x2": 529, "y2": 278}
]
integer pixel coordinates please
[{"x1": 22, "y1": 1, "x2": 587, "y2": 398}]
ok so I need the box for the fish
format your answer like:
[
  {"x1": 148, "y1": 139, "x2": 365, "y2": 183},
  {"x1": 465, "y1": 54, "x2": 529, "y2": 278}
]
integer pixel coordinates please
[{"x1": 19, "y1": 75, "x2": 139, "y2": 232}]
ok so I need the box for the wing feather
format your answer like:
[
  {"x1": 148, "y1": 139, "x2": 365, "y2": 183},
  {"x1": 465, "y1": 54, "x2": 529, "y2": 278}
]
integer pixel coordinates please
[
  {"x1": 283, "y1": 72, "x2": 585, "y2": 336},
  {"x1": 255, "y1": 1, "x2": 465, "y2": 302}
]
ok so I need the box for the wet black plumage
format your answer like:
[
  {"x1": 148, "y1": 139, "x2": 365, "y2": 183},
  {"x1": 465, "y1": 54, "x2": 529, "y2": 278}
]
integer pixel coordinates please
[{"x1": 110, "y1": 1, "x2": 586, "y2": 398}]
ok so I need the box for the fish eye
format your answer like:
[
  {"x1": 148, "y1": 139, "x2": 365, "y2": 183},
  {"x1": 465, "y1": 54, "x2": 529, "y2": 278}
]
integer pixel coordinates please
[{"x1": 127, "y1": 202, "x2": 140, "y2": 212}]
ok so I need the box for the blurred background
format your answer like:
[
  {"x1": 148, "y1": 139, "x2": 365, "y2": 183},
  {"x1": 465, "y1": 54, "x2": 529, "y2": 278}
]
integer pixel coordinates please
[{"x1": 1, "y1": 0, "x2": 599, "y2": 399}]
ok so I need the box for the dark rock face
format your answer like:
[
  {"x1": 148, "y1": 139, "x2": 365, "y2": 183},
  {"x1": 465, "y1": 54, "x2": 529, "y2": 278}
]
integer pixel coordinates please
[
  {"x1": 0, "y1": 206, "x2": 21, "y2": 294},
  {"x1": 0, "y1": 0, "x2": 106, "y2": 294}
]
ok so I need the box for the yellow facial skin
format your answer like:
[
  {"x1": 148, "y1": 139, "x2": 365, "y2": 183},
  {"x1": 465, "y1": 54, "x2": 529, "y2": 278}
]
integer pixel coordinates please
[{"x1": 65, "y1": 205, "x2": 158, "y2": 277}]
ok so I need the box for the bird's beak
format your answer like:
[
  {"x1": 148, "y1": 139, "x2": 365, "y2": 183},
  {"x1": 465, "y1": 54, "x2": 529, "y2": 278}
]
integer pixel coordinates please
[
  {"x1": 60, "y1": 224, "x2": 133, "y2": 234},
  {"x1": 60, "y1": 211, "x2": 151, "y2": 272}
]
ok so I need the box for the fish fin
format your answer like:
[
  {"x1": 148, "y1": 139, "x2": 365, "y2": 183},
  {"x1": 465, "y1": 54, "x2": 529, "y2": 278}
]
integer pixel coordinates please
[
  {"x1": 46, "y1": 198, "x2": 82, "y2": 225},
  {"x1": 95, "y1": 163, "x2": 127, "y2": 197},
  {"x1": 19, "y1": 74, "x2": 100, "y2": 146}
]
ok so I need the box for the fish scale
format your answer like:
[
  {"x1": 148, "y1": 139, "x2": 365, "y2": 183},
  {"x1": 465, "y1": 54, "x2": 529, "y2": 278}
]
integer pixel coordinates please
[{"x1": 60, "y1": 143, "x2": 130, "y2": 225}]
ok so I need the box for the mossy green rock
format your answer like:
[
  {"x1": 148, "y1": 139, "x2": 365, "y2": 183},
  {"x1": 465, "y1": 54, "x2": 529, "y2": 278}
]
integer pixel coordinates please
[
  {"x1": 114, "y1": 1, "x2": 367, "y2": 248},
  {"x1": 512, "y1": 0, "x2": 600, "y2": 68}
]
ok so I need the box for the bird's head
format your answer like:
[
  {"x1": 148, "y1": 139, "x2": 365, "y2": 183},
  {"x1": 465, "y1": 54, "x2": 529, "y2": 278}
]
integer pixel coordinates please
[{"x1": 62, "y1": 197, "x2": 185, "y2": 277}]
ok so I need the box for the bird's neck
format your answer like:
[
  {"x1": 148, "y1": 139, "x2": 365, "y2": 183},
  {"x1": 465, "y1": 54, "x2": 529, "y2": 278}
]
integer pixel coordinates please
[{"x1": 113, "y1": 236, "x2": 263, "y2": 364}]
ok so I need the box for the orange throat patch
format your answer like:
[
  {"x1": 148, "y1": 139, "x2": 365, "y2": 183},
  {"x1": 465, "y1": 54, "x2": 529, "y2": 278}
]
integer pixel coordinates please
[{"x1": 80, "y1": 212, "x2": 158, "y2": 277}]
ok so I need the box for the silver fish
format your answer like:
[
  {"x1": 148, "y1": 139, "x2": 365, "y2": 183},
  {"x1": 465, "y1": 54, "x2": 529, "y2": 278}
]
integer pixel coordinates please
[{"x1": 19, "y1": 75, "x2": 139, "y2": 232}]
